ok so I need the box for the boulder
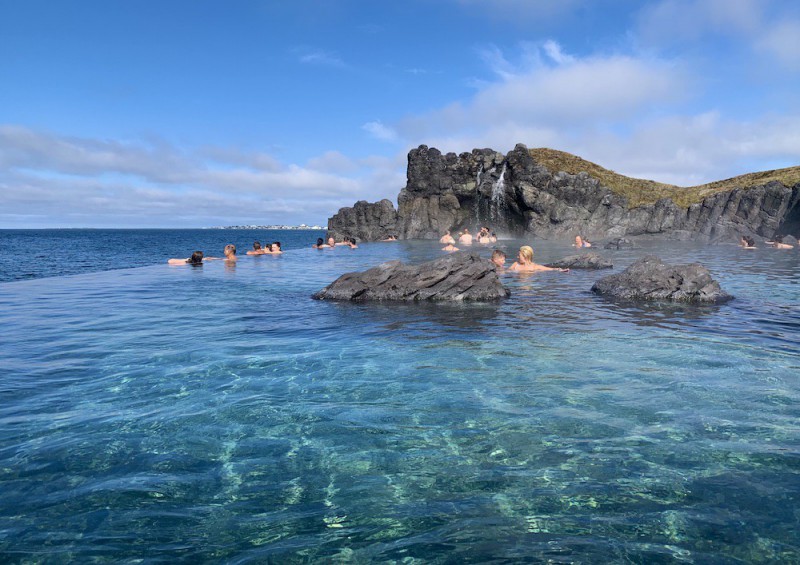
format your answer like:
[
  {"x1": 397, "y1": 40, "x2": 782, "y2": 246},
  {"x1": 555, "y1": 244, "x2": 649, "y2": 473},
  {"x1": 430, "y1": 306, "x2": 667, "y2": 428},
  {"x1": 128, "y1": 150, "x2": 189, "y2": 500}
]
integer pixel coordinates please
[
  {"x1": 313, "y1": 252, "x2": 509, "y2": 302},
  {"x1": 604, "y1": 237, "x2": 635, "y2": 249},
  {"x1": 591, "y1": 256, "x2": 733, "y2": 303},
  {"x1": 327, "y1": 199, "x2": 398, "y2": 242},
  {"x1": 546, "y1": 253, "x2": 613, "y2": 270}
]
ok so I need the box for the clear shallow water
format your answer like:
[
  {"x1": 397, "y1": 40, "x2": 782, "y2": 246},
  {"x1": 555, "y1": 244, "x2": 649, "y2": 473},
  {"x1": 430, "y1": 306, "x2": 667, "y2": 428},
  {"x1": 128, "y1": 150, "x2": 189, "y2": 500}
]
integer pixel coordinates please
[{"x1": 1, "y1": 237, "x2": 799, "y2": 563}]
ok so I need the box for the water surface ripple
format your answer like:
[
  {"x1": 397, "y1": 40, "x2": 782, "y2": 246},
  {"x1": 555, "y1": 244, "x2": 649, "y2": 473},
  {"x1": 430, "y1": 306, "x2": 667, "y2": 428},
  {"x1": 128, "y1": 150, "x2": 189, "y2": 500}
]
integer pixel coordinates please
[{"x1": 1, "y1": 236, "x2": 798, "y2": 563}]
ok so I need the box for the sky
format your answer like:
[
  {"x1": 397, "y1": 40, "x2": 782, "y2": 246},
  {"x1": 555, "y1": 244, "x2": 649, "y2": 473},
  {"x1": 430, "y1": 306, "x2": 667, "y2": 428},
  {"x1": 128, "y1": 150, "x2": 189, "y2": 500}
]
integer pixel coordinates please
[{"x1": 2, "y1": 0, "x2": 800, "y2": 228}]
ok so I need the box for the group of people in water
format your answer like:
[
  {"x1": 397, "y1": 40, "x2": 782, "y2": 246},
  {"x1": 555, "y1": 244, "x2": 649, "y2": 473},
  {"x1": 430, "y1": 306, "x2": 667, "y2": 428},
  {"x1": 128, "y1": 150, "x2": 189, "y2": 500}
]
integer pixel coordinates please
[
  {"x1": 741, "y1": 234, "x2": 797, "y2": 249},
  {"x1": 439, "y1": 226, "x2": 498, "y2": 250},
  {"x1": 168, "y1": 240, "x2": 281, "y2": 265},
  {"x1": 438, "y1": 226, "x2": 568, "y2": 273},
  {"x1": 170, "y1": 227, "x2": 797, "y2": 271},
  {"x1": 312, "y1": 236, "x2": 359, "y2": 249}
]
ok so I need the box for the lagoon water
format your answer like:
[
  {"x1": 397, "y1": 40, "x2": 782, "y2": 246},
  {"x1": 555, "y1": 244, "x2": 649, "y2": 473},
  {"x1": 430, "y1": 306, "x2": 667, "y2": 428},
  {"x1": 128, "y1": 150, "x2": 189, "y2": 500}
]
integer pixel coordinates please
[{"x1": 1, "y1": 230, "x2": 799, "y2": 562}]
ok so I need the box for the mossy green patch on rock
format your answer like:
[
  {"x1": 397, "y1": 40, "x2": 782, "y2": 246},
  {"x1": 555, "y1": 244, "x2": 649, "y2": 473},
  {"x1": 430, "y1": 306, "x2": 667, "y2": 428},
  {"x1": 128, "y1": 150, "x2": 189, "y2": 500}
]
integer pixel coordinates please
[{"x1": 529, "y1": 147, "x2": 800, "y2": 209}]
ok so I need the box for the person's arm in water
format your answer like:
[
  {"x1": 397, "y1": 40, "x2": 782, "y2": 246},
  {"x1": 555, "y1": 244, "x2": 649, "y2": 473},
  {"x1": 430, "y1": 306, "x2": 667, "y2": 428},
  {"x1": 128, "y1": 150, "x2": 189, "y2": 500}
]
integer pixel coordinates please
[
  {"x1": 534, "y1": 264, "x2": 569, "y2": 272},
  {"x1": 168, "y1": 258, "x2": 190, "y2": 265}
]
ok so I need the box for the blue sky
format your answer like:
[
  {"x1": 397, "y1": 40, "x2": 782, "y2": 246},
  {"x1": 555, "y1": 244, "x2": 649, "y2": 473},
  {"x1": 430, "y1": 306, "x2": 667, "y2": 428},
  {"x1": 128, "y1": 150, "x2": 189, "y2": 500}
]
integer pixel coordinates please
[{"x1": 2, "y1": 0, "x2": 800, "y2": 228}]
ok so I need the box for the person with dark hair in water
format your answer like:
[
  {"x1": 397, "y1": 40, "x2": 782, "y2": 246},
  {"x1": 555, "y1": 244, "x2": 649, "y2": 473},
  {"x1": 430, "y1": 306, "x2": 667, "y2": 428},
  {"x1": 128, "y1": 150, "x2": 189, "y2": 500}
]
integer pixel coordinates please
[
  {"x1": 270, "y1": 241, "x2": 283, "y2": 254},
  {"x1": 313, "y1": 237, "x2": 329, "y2": 249},
  {"x1": 439, "y1": 230, "x2": 455, "y2": 244},
  {"x1": 740, "y1": 236, "x2": 756, "y2": 249},
  {"x1": 218, "y1": 244, "x2": 237, "y2": 262},
  {"x1": 342, "y1": 237, "x2": 358, "y2": 249},
  {"x1": 168, "y1": 251, "x2": 205, "y2": 265},
  {"x1": 247, "y1": 241, "x2": 264, "y2": 255}
]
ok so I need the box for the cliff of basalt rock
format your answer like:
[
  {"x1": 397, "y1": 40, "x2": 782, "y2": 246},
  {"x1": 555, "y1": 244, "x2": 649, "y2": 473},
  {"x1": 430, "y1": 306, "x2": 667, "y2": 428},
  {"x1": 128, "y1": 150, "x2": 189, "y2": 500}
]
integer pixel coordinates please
[{"x1": 328, "y1": 143, "x2": 800, "y2": 242}]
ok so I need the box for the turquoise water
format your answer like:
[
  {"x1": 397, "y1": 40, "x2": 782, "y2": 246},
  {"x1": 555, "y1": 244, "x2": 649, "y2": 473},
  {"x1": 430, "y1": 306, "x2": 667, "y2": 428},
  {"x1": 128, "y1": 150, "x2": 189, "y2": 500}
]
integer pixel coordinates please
[{"x1": 1, "y1": 237, "x2": 799, "y2": 562}]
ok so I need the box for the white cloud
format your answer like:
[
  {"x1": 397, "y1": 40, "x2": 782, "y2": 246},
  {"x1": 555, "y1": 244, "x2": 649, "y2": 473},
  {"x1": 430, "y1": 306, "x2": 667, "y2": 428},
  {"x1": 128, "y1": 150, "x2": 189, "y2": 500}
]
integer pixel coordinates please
[
  {"x1": 0, "y1": 125, "x2": 404, "y2": 227},
  {"x1": 636, "y1": 0, "x2": 763, "y2": 45},
  {"x1": 297, "y1": 48, "x2": 347, "y2": 68},
  {"x1": 542, "y1": 40, "x2": 575, "y2": 65},
  {"x1": 755, "y1": 19, "x2": 800, "y2": 70},
  {"x1": 306, "y1": 150, "x2": 358, "y2": 173},
  {"x1": 362, "y1": 120, "x2": 398, "y2": 142},
  {"x1": 396, "y1": 42, "x2": 687, "y2": 143}
]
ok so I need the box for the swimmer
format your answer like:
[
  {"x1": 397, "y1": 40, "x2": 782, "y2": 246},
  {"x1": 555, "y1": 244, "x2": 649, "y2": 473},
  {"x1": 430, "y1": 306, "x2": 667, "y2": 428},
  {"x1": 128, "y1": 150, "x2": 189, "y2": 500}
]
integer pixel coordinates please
[
  {"x1": 491, "y1": 249, "x2": 506, "y2": 270},
  {"x1": 267, "y1": 241, "x2": 283, "y2": 254},
  {"x1": 219, "y1": 244, "x2": 237, "y2": 262},
  {"x1": 478, "y1": 229, "x2": 491, "y2": 244},
  {"x1": 312, "y1": 237, "x2": 329, "y2": 249},
  {"x1": 381, "y1": 234, "x2": 398, "y2": 242},
  {"x1": 247, "y1": 241, "x2": 265, "y2": 255},
  {"x1": 509, "y1": 246, "x2": 569, "y2": 273},
  {"x1": 740, "y1": 236, "x2": 756, "y2": 249},
  {"x1": 440, "y1": 230, "x2": 456, "y2": 245},
  {"x1": 442, "y1": 243, "x2": 459, "y2": 252},
  {"x1": 490, "y1": 232, "x2": 497, "y2": 243},
  {"x1": 766, "y1": 235, "x2": 793, "y2": 249},
  {"x1": 343, "y1": 237, "x2": 358, "y2": 249},
  {"x1": 458, "y1": 229, "x2": 473, "y2": 245},
  {"x1": 168, "y1": 251, "x2": 205, "y2": 265}
]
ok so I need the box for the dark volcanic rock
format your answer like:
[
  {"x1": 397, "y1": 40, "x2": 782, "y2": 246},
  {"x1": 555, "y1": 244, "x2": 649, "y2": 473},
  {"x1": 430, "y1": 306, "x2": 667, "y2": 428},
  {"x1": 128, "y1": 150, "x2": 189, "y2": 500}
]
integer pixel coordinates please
[
  {"x1": 604, "y1": 237, "x2": 635, "y2": 249},
  {"x1": 331, "y1": 142, "x2": 800, "y2": 242},
  {"x1": 327, "y1": 199, "x2": 398, "y2": 242},
  {"x1": 546, "y1": 253, "x2": 613, "y2": 270},
  {"x1": 313, "y1": 252, "x2": 509, "y2": 302},
  {"x1": 591, "y1": 256, "x2": 733, "y2": 303}
]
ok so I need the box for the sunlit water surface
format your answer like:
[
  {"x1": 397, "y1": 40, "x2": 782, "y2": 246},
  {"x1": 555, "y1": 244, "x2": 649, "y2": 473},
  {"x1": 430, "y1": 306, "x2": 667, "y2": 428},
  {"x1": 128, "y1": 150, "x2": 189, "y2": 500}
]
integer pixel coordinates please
[{"x1": 1, "y1": 235, "x2": 799, "y2": 563}]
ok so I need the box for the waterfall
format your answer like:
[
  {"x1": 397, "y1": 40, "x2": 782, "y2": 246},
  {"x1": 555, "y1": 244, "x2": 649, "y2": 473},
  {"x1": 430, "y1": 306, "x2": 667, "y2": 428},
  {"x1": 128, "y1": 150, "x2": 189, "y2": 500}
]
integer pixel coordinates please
[{"x1": 490, "y1": 163, "x2": 507, "y2": 223}]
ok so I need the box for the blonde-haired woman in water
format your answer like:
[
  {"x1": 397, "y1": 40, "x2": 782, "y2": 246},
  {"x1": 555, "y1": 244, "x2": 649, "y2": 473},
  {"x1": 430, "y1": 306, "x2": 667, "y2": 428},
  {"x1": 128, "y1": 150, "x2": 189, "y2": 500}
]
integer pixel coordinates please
[{"x1": 509, "y1": 246, "x2": 568, "y2": 273}]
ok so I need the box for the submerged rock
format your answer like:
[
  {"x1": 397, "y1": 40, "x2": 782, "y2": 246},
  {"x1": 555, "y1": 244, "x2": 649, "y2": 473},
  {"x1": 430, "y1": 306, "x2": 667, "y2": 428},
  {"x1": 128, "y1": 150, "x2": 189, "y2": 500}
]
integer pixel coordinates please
[
  {"x1": 591, "y1": 256, "x2": 733, "y2": 303},
  {"x1": 313, "y1": 252, "x2": 509, "y2": 302},
  {"x1": 546, "y1": 253, "x2": 613, "y2": 270}
]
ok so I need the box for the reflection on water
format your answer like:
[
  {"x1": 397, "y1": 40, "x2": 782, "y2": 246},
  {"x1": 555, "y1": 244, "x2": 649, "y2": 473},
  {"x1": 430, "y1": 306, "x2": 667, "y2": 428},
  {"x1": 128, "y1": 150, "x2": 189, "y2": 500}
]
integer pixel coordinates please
[{"x1": 0, "y1": 238, "x2": 799, "y2": 562}]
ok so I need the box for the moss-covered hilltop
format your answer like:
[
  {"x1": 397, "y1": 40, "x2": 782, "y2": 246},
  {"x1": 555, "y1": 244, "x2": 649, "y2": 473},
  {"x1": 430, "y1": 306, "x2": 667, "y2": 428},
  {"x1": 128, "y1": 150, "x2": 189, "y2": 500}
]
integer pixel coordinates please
[
  {"x1": 328, "y1": 143, "x2": 800, "y2": 242},
  {"x1": 530, "y1": 147, "x2": 800, "y2": 210}
]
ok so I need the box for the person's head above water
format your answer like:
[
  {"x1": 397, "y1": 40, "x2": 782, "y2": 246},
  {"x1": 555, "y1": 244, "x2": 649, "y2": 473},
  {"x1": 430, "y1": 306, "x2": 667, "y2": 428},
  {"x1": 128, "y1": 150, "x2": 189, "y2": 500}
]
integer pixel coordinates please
[
  {"x1": 774, "y1": 235, "x2": 784, "y2": 243},
  {"x1": 252, "y1": 241, "x2": 261, "y2": 251},
  {"x1": 328, "y1": 237, "x2": 336, "y2": 246},
  {"x1": 491, "y1": 249, "x2": 506, "y2": 268},
  {"x1": 188, "y1": 251, "x2": 204, "y2": 265},
  {"x1": 316, "y1": 237, "x2": 324, "y2": 247},
  {"x1": 224, "y1": 244, "x2": 236, "y2": 256},
  {"x1": 273, "y1": 241, "x2": 281, "y2": 250},
  {"x1": 518, "y1": 246, "x2": 534, "y2": 263}
]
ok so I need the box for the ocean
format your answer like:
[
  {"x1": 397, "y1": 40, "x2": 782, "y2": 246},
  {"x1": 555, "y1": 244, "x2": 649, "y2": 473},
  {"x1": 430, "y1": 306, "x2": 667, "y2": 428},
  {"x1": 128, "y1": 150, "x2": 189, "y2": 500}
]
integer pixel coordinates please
[{"x1": 1, "y1": 229, "x2": 798, "y2": 562}]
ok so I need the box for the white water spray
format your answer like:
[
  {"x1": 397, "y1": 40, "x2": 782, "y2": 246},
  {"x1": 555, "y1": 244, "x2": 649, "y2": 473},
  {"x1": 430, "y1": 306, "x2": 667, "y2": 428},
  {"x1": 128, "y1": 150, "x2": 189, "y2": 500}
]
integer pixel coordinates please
[{"x1": 490, "y1": 163, "x2": 507, "y2": 223}]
